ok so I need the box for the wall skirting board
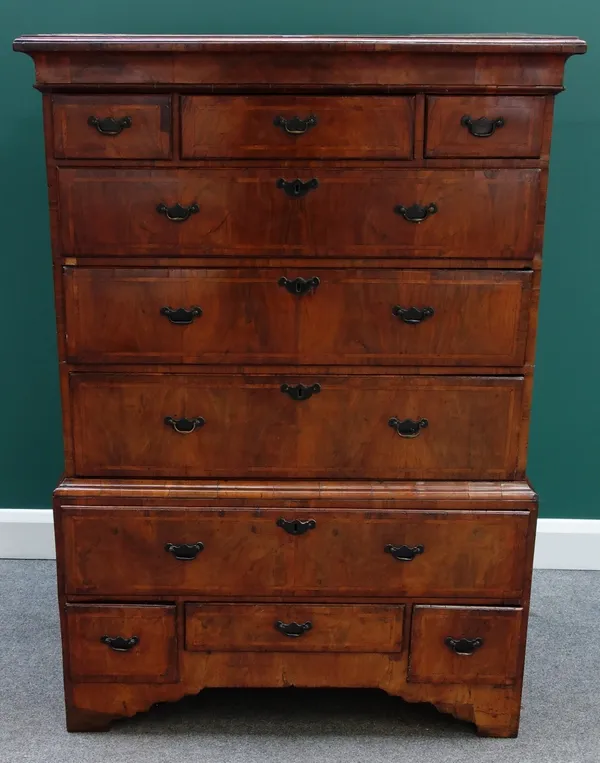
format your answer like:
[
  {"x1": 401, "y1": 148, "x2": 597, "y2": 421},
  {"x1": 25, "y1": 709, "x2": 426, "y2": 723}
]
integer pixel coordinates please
[
  {"x1": 0, "y1": 510, "x2": 55, "y2": 561},
  {"x1": 0, "y1": 510, "x2": 598, "y2": 569}
]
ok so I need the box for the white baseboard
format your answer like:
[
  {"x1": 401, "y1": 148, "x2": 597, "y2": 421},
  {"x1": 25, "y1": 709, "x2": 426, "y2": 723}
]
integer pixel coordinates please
[
  {"x1": 0, "y1": 510, "x2": 56, "y2": 560},
  {"x1": 0, "y1": 511, "x2": 598, "y2": 570},
  {"x1": 532, "y1": 519, "x2": 600, "y2": 570}
]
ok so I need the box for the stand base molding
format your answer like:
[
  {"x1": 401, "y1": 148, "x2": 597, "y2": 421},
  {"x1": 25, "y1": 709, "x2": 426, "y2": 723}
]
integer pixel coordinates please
[{"x1": 65, "y1": 652, "x2": 521, "y2": 737}]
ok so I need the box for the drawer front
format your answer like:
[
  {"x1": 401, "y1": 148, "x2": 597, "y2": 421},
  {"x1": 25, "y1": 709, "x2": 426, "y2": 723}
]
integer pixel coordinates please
[
  {"x1": 58, "y1": 168, "x2": 540, "y2": 258},
  {"x1": 53, "y1": 95, "x2": 172, "y2": 159},
  {"x1": 70, "y1": 373, "x2": 523, "y2": 480},
  {"x1": 62, "y1": 509, "x2": 530, "y2": 598},
  {"x1": 425, "y1": 96, "x2": 545, "y2": 158},
  {"x1": 64, "y1": 267, "x2": 532, "y2": 367},
  {"x1": 66, "y1": 604, "x2": 177, "y2": 683},
  {"x1": 185, "y1": 604, "x2": 404, "y2": 652},
  {"x1": 181, "y1": 95, "x2": 414, "y2": 159},
  {"x1": 409, "y1": 606, "x2": 523, "y2": 685}
]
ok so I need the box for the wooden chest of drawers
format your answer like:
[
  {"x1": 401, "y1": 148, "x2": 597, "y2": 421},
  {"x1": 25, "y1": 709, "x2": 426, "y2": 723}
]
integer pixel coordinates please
[{"x1": 14, "y1": 33, "x2": 585, "y2": 737}]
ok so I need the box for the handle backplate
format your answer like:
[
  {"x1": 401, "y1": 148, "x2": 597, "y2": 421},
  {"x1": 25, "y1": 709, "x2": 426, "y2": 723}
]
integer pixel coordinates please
[
  {"x1": 160, "y1": 306, "x2": 203, "y2": 325},
  {"x1": 461, "y1": 115, "x2": 505, "y2": 137},
  {"x1": 274, "y1": 115, "x2": 318, "y2": 135},
  {"x1": 276, "y1": 518, "x2": 317, "y2": 536},
  {"x1": 275, "y1": 620, "x2": 313, "y2": 638},
  {"x1": 88, "y1": 115, "x2": 132, "y2": 135},
  {"x1": 445, "y1": 636, "x2": 484, "y2": 656},
  {"x1": 100, "y1": 635, "x2": 139, "y2": 652},
  {"x1": 165, "y1": 541, "x2": 204, "y2": 561},
  {"x1": 281, "y1": 383, "x2": 321, "y2": 401},
  {"x1": 156, "y1": 202, "x2": 199, "y2": 222},
  {"x1": 388, "y1": 417, "x2": 428, "y2": 438},
  {"x1": 164, "y1": 416, "x2": 205, "y2": 434},
  {"x1": 384, "y1": 543, "x2": 425, "y2": 561},
  {"x1": 278, "y1": 276, "x2": 320, "y2": 296},
  {"x1": 394, "y1": 203, "x2": 438, "y2": 223},
  {"x1": 276, "y1": 178, "x2": 319, "y2": 198},
  {"x1": 392, "y1": 306, "x2": 434, "y2": 325}
]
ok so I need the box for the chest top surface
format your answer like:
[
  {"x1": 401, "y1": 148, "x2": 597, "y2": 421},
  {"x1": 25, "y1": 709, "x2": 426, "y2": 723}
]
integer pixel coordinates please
[{"x1": 12, "y1": 33, "x2": 588, "y2": 50}]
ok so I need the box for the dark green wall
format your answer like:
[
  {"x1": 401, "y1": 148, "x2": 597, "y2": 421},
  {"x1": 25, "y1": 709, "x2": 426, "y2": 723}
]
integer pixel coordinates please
[{"x1": 1, "y1": 1, "x2": 597, "y2": 516}]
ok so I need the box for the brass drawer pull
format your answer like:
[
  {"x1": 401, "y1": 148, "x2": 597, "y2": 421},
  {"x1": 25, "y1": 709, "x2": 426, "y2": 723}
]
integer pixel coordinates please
[
  {"x1": 276, "y1": 178, "x2": 319, "y2": 198},
  {"x1": 281, "y1": 383, "x2": 321, "y2": 401},
  {"x1": 156, "y1": 202, "x2": 199, "y2": 222},
  {"x1": 445, "y1": 637, "x2": 484, "y2": 656},
  {"x1": 461, "y1": 115, "x2": 505, "y2": 137},
  {"x1": 164, "y1": 416, "x2": 205, "y2": 434},
  {"x1": 278, "y1": 276, "x2": 320, "y2": 296},
  {"x1": 392, "y1": 306, "x2": 434, "y2": 324},
  {"x1": 394, "y1": 202, "x2": 438, "y2": 223},
  {"x1": 273, "y1": 115, "x2": 318, "y2": 135},
  {"x1": 160, "y1": 306, "x2": 202, "y2": 325},
  {"x1": 384, "y1": 543, "x2": 424, "y2": 561},
  {"x1": 275, "y1": 620, "x2": 313, "y2": 638},
  {"x1": 165, "y1": 541, "x2": 204, "y2": 561},
  {"x1": 87, "y1": 115, "x2": 132, "y2": 135},
  {"x1": 100, "y1": 635, "x2": 139, "y2": 652},
  {"x1": 388, "y1": 417, "x2": 428, "y2": 438},
  {"x1": 276, "y1": 518, "x2": 316, "y2": 536}
]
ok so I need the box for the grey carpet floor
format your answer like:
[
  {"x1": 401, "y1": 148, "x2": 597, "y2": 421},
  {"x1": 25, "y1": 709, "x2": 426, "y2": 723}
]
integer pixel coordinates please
[{"x1": 0, "y1": 562, "x2": 599, "y2": 763}]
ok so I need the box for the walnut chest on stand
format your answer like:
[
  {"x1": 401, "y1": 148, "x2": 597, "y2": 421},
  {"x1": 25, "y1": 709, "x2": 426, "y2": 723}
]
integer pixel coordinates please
[{"x1": 13, "y1": 33, "x2": 586, "y2": 736}]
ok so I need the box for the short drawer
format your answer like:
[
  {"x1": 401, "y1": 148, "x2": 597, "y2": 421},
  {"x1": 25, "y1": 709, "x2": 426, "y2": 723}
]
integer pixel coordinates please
[
  {"x1": 425, "y1": 96, "x2": 545, "y2": 158},
  {"x1": 61, "y1": 508, "x2": 530, "y2": 599},
  {"x1": 181, "y1": 95, "x2": 414, "y2": 159},
  {"x1": 52, "y1": 95, "x2": 171, "y2": 159},
  {"x1": 57, "y1": 168, "x2": 540, "y2": 259},
  {"x1": 64, "y1": 267, "x2": 532, "y2": 367},
  {"x1": 185, "y1": 604, "x2": 404, "y2": 652},
  {"x1": 408, "y1": 606, "x2": 523, "y2": 685},
  {"x1": 69, "y1": 373, "x2": 524, "y2": 480},
  {"x1": 66, "y1": 604, "x2": 178, "y2": 683}
]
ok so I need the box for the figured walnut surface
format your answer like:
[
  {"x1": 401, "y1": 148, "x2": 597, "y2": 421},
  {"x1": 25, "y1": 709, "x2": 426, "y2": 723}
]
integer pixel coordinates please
[
  {"x1": 53, "y1": 95, "x2": 172, "y2": 160},
  {"x1": 13, "y1": 33, "x2": 585, "y2": 737},
  {"x1": 409, "y1": 606, "x2": 524, "y2": 685},
  {"x1": 57, "y1": 168, "x2": 541, "y2": 258},
  {"x1": 61, "y1": 507, "x2": 531, "y2": 599},
  {"x1": 185, "y1": 603, "x2": 406, "y2": 653},
  {"x1": 63, "y1": 267, "x2": 532, "y2": 367},
  {"x1": 66, "y1": 605, "x2": 178, "y2": 683},
  {"x1": 181, "y1": 95, "x2": 416, "y2": 159},
  {"x1": 425, "y1": 96, "x2": 545, "y2": 158},
  {"x1": 69, "y1": 372, "x2": 524, "y2": 480}
]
